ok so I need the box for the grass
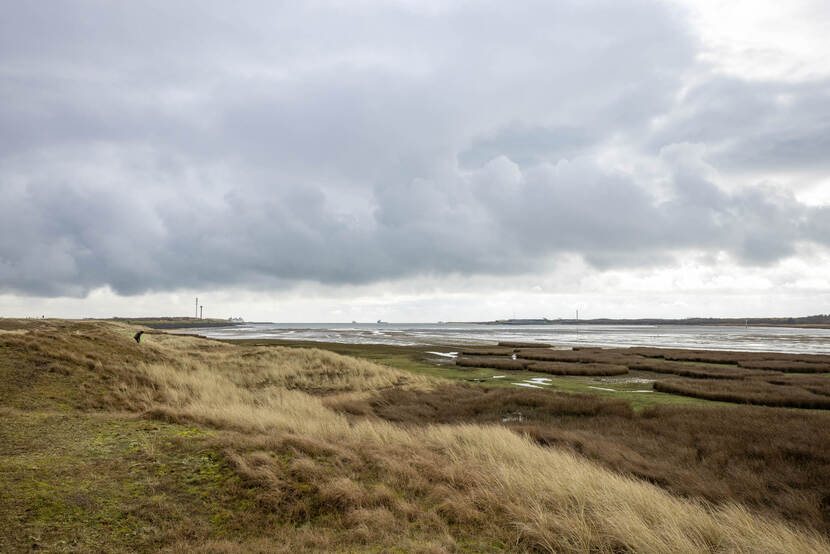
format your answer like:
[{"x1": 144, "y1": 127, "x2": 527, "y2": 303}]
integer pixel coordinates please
[
  {"x1": 628, "y1": 347, "x2": 830, "y2": 367},
  {"x1": 329, "y1": 382, "x2": 830, "y2": 534},
  {"x1": 456, "y1": 356, "x2": 629, "y2": 376},
  {"x1": 0, "y1": 409, "x2": 258, "y2": 553},
  {"x1": 227, "y1": 338, "x2": 715, "y2": 409},
  {"x1": 738, "y1": 360, "x2": 830, "y2": 373},
  {"x1": 763, "y1": 373, "x2": 830, "y2": 394},
  {"x1": 525, "y1": 361, "x2": 629, "y2": 376},
  {"x1": 458, "y1": 347, "x2": 516, "y2": 356},
  {"x1": 516, "y1": 348, "x2": 633, "y2": 364},
  {"x1": 627, "y1": 358, "x2": 765, "y2": 379},
  {"x1": 2, "y1": 320, "x2": 829, "y2": 552},
  {"x1": 654, "y1": 378, "x2": 830, "y2": 409},
  {"x1": 108, "y1": 340, "x2": 826, "y2": 552},
  {"x1": 222, "y1": 339, "x2": 830, "y2": 412},
  {"x1": 455, "y1": 356, "x2": 528, "y2": 370},
  {"x1": 111, "y1": 317, "x2": 242, "y2": 330}
]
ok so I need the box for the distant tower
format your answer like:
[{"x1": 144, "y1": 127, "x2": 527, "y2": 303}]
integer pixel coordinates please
[
  {"x1": 200, "y1": 305, "x2": 204, "y2": 320},
  {"x1": 195, "y1": 297, "x2": 199, "y2": 318},
  {"x1": 576, "y1": 308, "x2": 579, "y2": 322}
]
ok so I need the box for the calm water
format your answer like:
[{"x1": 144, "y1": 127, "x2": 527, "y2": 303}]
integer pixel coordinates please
[{"x1": 181, "y1": 322, "x2": 830, "y2": 354}]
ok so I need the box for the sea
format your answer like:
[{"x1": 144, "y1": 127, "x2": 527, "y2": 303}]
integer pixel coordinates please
[{"x1": 178, "y1": 322, "x2": 830, "y2": 354}]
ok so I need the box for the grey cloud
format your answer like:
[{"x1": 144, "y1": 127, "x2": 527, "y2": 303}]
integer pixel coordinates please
[
  {"x1": 1, "y1": 144, "x2": 826, "y2": 297},
  {"x1": 650, "y1": 77, "x2": 830, "y2": 175},
  {"x1": 458, "y1": 125, "x2": 594, "y2": 168},
  {"x1": 0, "y1": 1, "x2": 827, "y2": 298}
]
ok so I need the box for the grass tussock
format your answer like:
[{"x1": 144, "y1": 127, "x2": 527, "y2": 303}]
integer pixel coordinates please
[
  {"x1": 455, "y1": 356, "x2": 629, "y2": 376},
  {"x1": 761, "y1": 373, "x2": 830, "y2": 395},
  {"x1": 333, "y1": 383, "x2": 830, "y2": 535},
  {"x1": 526, "y1": 361, "x2": 629, "y2": 376},
  {"x1": 628, "y1": 347, "x2": 830, "y2": 369},
  {"x1": 654, "y1": 378, "x2": 830, "y2": 409},
  {"x1": 458, "y1": 347, "x2": 516, "y2": 356},
  {"x1": 331, "y1": 384, "x2": 633, "y2": 423},
  {"x1": 0, "y1": 318, "x2": 46, "y2": 331},
  {"x1": 455, "y1": 355, "x2": 527, "y2": 370},
  {"x1": 737, "y1": 359, "x2": 830, "y2": 372},
  {"x1": 517, "y1": 348, "x2": 634, "y2": 365},
  {"x1": 627, "y1": 358, "x2": 764, "y2": 379},
  {"x1": 3, "y1": 320, "x2": 830, "y2": 552}
]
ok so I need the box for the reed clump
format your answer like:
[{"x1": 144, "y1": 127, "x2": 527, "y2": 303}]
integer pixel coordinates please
[
  {"x1": 455, "y1": 356, "x2": 527, "y2": 370},
  {"x1": 761, "y1": 373, "x2": 830, "y2": 396},
  {"x1": 517, "y1": 348, "x2": 634, "y2": 365},
  {"x1": 458, "y1": 347, "x2": 516, "y2": 356},
  {"x1": 627, "y1": 346, "x2": 830, "y2": 371},
  {"x1": 455, "y1": 356, "x2": 629, "y2": 376},
  {"x1": 526, "y1": 361, "x2": 628, "y2": 376},
  {"x1": 627, "y1": 358, "x2": 763, "y2": 379},
  {"x1": 654, "y1": 378, "x2": 830, "y2": 409},
  {"x1": 330, "y1": 384, "x2": 633, "y2": 424},
  {"x1": 737, "y1": 359, "x2": 830, "y2": 373}
]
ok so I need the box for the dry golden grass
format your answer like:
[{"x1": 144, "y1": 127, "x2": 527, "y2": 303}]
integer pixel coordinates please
[
  {"x1": 3, "y1": 320, "x2": 829, "y2": 552},
  {"x1": 117, "y1": 330, "x2": 828, "y2": 551},
  {"x1": 342, "y1": 384, "x2": 830, "y2": 533}
]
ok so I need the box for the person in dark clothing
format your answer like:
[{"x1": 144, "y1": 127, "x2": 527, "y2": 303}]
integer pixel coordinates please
[{"x1": 134, "y1": 331, "x2": 145, "y2": 343}]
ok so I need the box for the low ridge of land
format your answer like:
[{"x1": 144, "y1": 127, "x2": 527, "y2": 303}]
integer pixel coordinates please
[
  {"x1": 108, "y1": 317, "x2": 247, "y2": 329},
  {"x1": 479, "y1": 314, "x2": 830, "y2": 328}
]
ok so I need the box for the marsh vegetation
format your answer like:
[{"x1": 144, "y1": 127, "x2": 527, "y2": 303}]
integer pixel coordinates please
[
  {"x1": 1, "y1": 320, "x2": 829, "y2": 552},
  {"x1": 449, "y1": 344, "x2": 830, "y2": 410},
  {"x1": 329, "y1": 383, "x2": 830, "y2": 534}
]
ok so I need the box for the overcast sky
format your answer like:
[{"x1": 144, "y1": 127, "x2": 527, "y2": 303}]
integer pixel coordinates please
[{"x1": 2, "y1": 0, "x2": 829, "y2": 321}]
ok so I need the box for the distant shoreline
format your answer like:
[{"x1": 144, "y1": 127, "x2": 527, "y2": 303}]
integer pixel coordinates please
[
  {"x1": 108, "y1": 317, "x2": 248, "y2": 330},
  {"x1": 470, "y1": 316, "x2": 830, "y2": 329},
  {"x1": 29, "y1": 316, "x2": 827, "y2": 331}
]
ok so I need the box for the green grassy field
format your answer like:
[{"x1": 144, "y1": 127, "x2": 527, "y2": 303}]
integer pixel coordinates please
[{"x1": 0, "y1": 410, "x2": 246, "y2": 552}]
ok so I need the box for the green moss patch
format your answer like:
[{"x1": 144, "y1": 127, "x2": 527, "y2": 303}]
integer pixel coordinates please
[{"x1": 0, "y1": 411, "x2": 269, "y2": 553}]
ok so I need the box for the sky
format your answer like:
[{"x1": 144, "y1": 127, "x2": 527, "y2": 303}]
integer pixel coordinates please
[{"x1": 1, "y1": 0, "x2": 829, "y2": 322}]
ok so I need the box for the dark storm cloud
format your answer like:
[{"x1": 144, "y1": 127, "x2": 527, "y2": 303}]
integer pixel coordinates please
[{"x1": 0, "y1": 1, "x2": 828, "y2": 297}]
